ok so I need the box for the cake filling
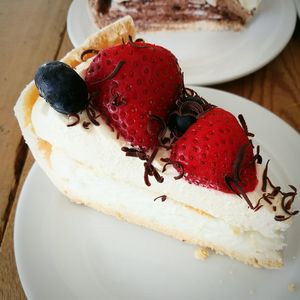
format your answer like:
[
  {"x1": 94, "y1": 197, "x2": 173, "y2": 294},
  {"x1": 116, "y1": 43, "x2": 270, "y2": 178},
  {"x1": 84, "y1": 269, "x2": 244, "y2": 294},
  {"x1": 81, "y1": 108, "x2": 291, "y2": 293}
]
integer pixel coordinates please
[{"x1": 89, "y1": 0, "x2": 252, "y2": 31}]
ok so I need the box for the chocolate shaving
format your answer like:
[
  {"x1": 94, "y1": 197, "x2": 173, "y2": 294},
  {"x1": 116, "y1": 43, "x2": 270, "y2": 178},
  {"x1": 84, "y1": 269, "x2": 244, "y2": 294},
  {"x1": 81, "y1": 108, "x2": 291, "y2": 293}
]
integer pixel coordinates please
[
  {"x1": 225, "y1": 175, "x2": 261, "y2": 210},
  {"x1": 121, "y1": 146, "x2": 164, "y2": 186},
  {"x1": 238, "y1": 114, "x2": 255, "y2": 137},
  {"x1": 82, "y1": 121, "x2": 91, "y2": 129},
  {"x1": 161, "y1": 158, "x2": 184, "y2": 180},
  {"x1": 167, "y1": 87, "x2": 215, "y2": 139},
  {"x1": 270, "y1": 186, "x2": 281, "y2": 197},
  {"x1": 263, "y1": 194, "x2": 272, "y2": 205},
  {"x1": 152, "y1": 167, "x2": 164, "y2": 183},
  {"x1": 121, "y1": 146, "x2": 147, "y2": 160},
  {"x1": 226, "y1": 157, "x2": 298, "y2": 221},
  {"x1": 281, "y1": 192, "x2": 298, "y2": 216},
  {"x1": 80, "y1": 49, "x2": 99, "y2": 62},
  {"x1": 67, "y1": 113, "x2": 80, "y2": 127},
  {"x1": 148, "y1": 115, "x2": 170, "y2": 149},
  {"x1": 86, "y1": 105, "x2": 100, "y2": 126},
  {"x1": 154, "y1": 195, "x2": 167, "y2": 202},
  {"x1": 160, "y1": 157, "x2": 169, "y2": 163},
  {"x1": 223, "y1": 142, "x2": 267, "y2": 210},
  {"x1": 233, "y1": 143, "x2": 249, "y2": 182},
  {"x1": 143, "y1": 147, "x2": 164, "y2": 186},
  {"x1": 223, "y1": 142, "x2": 265, "y2": 211},
  {"x1": 260, "y1": 160, "x2": 298, "y2": 221},
  {"x1": 143, "y1": 162, "x2": 151, "y2": 186},
  {"x1": 66, "y1": 99, "x2": 100, "y2": 128},
  {"x1": 275, "y1": 215, "x2": 293, "y2": 222},
  {"x1": 262, "y1": 160, "x2": 270, "y2": 192},
  {"x1": 250, "y1": 145, "x2": 262, "y2": 165},
  {"x1": 135, "y1": 38, "x2": 145, "y2": 42},
  {"x1": 90, "y1": 61, "x2": 125, "y2": 85},
  {"x1": 128, "y1": 35, "x2": 149, "y2": 48}
]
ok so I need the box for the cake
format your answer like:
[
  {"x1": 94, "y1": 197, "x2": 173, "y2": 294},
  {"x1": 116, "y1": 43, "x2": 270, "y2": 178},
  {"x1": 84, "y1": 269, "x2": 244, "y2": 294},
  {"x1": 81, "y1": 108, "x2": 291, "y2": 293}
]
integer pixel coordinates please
[
  {"x1": 14, "y1": 16, "x2": 298, "y2": 269},
  {"x1": 88, "y1": 0, "x2": 261, "y2": 32}
]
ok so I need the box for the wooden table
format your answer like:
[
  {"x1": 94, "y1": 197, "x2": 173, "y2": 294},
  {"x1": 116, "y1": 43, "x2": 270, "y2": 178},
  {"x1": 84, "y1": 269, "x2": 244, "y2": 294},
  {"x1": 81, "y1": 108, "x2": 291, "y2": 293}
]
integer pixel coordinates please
[{"x1": 0, "y1": 0, "x2": 299, "y2": 298}]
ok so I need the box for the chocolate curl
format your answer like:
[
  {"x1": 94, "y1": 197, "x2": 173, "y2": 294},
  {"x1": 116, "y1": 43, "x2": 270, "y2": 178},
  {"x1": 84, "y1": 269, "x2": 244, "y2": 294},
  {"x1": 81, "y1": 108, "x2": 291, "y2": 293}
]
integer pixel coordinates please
[
  {"x1": 161, "y1": 158, "x2": 184, "y2": 180},
  {"x1": 96, "y1": 0, "x2": 112, "y2": 14},
  {"x1": 90, "y1": 61, "x2": 125, "y2": 85},
  {"x1": 128, "y1": 35, "x2": 149, "y2": 48},
  {"x1": 154, "y1": 195, "x2": 167, "y2": 202},
  {"x1": 121, "y1": 146, "x2": 164, "y2": 186},
  {"x1": 67, "y1": 113, "x2": 80, "y2": 127},
  {"x1": 238, "y1": 114, "x2": 255, "y2": 138},
  {"x1": 80, "y1": 49, "x2": 99, "y2": 62}
]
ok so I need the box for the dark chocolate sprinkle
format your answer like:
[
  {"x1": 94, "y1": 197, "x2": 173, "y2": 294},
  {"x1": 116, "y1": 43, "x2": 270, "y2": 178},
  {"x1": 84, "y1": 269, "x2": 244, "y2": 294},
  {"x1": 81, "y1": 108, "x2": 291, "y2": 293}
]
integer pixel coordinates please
[
  {"x1": 67, "y1": 113, "x2": 80, "y2": 127},
  {"x1": 238, "y1": 114, "x2": 255, "y2": 137},
  {"x1": 167, "y1": 87, "x2": 215, "y2": 138},
  {"x1": 128, "y1": 35, "x2": 149, "y2": 48},
  {"x1": 154, "y1": 195, "x2": 167, "y2": 202},
  {"x1": 262, "y1": 160, "x2": 270, "y2": 192},
  {"x1": 82, "y1": 121, "x2": 91, "y2": 129},
  {"x1": 90, "y1": 60, "x2": 125, "y2": 85},
  {"x1": 260, "y1": 160, "x2": 298, "y2": 221},
  {"x1": 148, "y1": 114, "x2": 170, "y2": 149},
  {"x1": 121, "y1": 146, "x2": 164, "y2": 186},
  {"x1": 161, "y1": 158, "x2": 184, "y2": 180},
  {"x1": 80, "y1": 49, "x2": 99, "y2": 62},
  {"x1": 233, "y1": 143, "x2": 249, "y2": 183}
]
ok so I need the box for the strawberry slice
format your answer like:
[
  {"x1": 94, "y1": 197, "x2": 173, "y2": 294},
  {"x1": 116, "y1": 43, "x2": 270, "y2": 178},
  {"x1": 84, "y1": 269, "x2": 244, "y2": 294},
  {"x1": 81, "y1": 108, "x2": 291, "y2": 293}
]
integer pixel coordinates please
[
  {"x1": 85, "y1": 39, "x2": 183, "y2": 150},
  {"x1": 170, "y1": 107, "x2": 258, "y2": 193}
]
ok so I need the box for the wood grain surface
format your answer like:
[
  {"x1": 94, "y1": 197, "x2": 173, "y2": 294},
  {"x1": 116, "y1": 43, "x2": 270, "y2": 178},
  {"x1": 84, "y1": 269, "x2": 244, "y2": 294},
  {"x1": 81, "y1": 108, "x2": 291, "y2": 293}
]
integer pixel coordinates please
[{"x1": 0, "y1": 0, "x2": 299, "y2": 298}]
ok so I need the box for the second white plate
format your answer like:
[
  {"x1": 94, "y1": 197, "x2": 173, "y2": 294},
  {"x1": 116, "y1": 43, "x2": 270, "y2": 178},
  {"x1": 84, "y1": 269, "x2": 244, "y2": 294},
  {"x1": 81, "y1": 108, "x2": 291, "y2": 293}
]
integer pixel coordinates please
[
  {"x1": 67, "y1": 0, "x2": 296, "y2": 85},
  {"x1": 14, "y1": 87, "x2": 300, "y2": 300}
]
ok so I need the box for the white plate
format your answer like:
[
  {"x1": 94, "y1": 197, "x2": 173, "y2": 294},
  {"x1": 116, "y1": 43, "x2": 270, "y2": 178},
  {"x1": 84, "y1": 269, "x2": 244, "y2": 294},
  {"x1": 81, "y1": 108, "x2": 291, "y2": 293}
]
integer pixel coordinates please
[
  {"x1": 67, "y1": 0, "x2": 296, "y2": 85},
  {"x1": 14, "y1": 87, "x2": 300, "y2": 300}
]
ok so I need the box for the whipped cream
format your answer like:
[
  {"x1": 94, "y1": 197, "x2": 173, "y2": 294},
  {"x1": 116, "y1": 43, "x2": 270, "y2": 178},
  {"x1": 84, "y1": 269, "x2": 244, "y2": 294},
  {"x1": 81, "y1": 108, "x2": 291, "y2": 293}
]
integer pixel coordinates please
[{"x1": 49, "y1": 147, "x2": 284, "y2": 263}]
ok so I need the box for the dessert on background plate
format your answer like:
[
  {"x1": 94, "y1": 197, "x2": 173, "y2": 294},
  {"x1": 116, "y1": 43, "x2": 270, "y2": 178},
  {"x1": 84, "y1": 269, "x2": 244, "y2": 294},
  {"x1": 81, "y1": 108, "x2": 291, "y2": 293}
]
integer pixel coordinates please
[
  {"x1": 68, "y1": 0, "x2": 297, "y2": 86},
  {"x1": 88, "y1": 0, "x2": 261, "y2": 32},
  {"x1": 15, "y1": 16, "x2": 298, "y2": 269}
]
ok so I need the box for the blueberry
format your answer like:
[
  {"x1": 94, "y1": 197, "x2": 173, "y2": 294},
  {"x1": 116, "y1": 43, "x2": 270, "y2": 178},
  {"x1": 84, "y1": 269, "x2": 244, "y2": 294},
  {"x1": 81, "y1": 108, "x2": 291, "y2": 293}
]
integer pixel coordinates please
[
  {"x1": 168, "y1": 114, "x2": 196, "y2": 137},
  {"x1": 34, "y1": 61, "x2": 89, "y2": 114}
]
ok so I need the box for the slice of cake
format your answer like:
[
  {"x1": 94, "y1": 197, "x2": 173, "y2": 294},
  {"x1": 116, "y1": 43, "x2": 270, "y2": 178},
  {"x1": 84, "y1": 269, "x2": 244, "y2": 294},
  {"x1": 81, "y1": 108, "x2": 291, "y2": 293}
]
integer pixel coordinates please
[
  {"x1": 14, "y1": 16, "x2": 298, "y2": 269},
  {"x1": 88, "y1": 0, "x2": 261, "y2": 32}
]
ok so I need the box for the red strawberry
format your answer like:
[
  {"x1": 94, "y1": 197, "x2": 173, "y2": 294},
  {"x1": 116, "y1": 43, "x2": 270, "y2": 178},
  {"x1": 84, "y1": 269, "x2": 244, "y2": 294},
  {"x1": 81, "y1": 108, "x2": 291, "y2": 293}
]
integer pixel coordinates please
[
  {"x1": 85, "y1": 40, "x2": 183, "y2": 150},
  {"x1": 170, "y1": 107, "x2": 258, "y2": 193}
]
